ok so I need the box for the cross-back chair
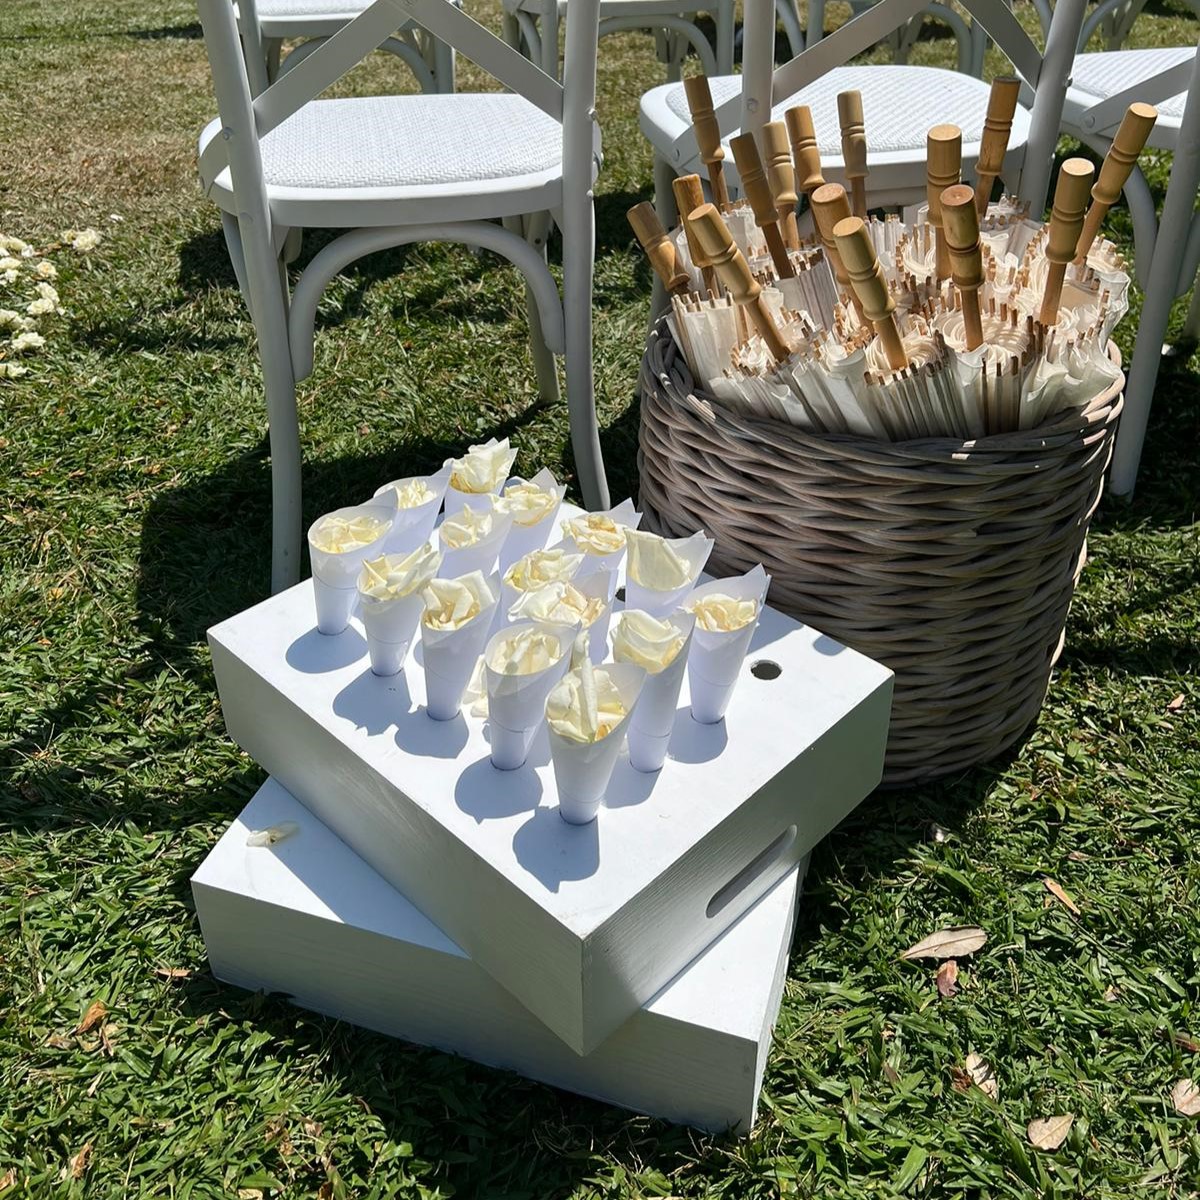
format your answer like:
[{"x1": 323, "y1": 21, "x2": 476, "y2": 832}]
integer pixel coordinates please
[{"x1": 197, "y1": 0, "x2": 609, "y2": 593}]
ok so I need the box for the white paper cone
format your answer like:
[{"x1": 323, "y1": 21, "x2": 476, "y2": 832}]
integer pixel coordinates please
[
  {"x1": 439, "y1": 503, "x2": 515, "y2": 579},
  {"x1": 311, "y1": 577, "x2": 359, "y2": 637},
  {"x1": 372, "y1": 464, "x2": 451, "y2": 555},
  {"x1": 421, "y1": 575, "x2": 500, "y2": 720},
  {"x1": 548, "y1": 663, "x2": 646, "y2": 824},
  {"x1": 359, "y1": 590, "x2": 425, "y2": 677},
  {"x1": 618, "y1": 613, "x2": 696, "y2": 771},
  {"x1": 686, "y1": 565, "x2": 771, "y2": 724},
  {"x1": 497, "y1": 468, "x2": 567, "y2": 572},
  {"x1": 562, "y1": 498, "x2": 641, "y2": 580},
  {"x1": 624, "y1": 531, "x2": 714, "y2": 618},
  {"x1": 307, "y1": 503, "x2": 395, "y2": 635},
  {"x1": 485, "y1": 622, "x2": 573, "y2": 770},
  {"x1": 443, "y1": 481, "x2": 494, "y2": 517}
]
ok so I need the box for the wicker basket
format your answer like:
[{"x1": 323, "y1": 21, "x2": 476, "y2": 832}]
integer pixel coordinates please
[{"x1": 637, "y1": 324, "x2": 1124, "y2": 786}]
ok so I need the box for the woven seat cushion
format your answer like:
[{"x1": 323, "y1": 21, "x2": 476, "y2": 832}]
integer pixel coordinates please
[
  {"x1": 657, "y1": 65, "x2": 1013, "y2": 156},
  {"x1": 253, "y1": 0, "x2": 372, "y2": 15},
  {"x1": 202, "y1": 93, "x2": 563, "y2": 192},
  {"x1": 1069, "y1": 47, "x2": 1193, "y2": 122}
]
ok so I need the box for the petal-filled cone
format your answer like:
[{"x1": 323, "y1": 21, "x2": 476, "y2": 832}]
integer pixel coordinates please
[
  {"x1": 420, "y1": 573, "x2": 500, "y2": 721},
  {"x1": 497, "y1": 468, "x2": 567, "y2": 572},
  {"x1": 687, "y1": 565, "x2": 772, "y2": 724},
  {"x1": 623, "y1": 530, "x2": 714, "y2": 618},
  {"x1": 548, "y1": 663, "x2": 647, "y2": 824},
  {"x1": 484, "y1": 622, "x2": 574, "y2": 770},
  {"x1": 359, "y1": 590, "x2": 425, "y2": 677},
  {"x1": 561, "y1": 498, "x2": 642, "y2": 580},
  {"x1": 439, "y1": 501, "x2": 515, "y2": 579},
  {"x1": 372, "y1": 464, "x2": 451, "y2": 555},
  {"x1": 307, "y1": 503, "x2": 395, "y2": 634}
]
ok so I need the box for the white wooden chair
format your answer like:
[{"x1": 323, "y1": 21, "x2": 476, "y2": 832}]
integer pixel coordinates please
[
  {"x1": 639, "y1": 0, "x2": 1088, "y2": 249},
  {"x1": 1055, "y1": 3, "x2": 1200, "y2": 493},
  {"x1": 241, "y1": 0, "x2": 458, "y2": 93},
  {"x1": 197, "y1": 0, "x2": 609, "y2": 593}
]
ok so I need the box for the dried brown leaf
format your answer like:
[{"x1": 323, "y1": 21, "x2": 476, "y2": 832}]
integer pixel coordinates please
[
  {"x1": 0, "y1": 1168, "x2": 15, "y2": 1193},
  {"x1": 1166, "y1": 693, "x2": 1185, "y2": 713},
  {"x1": 237, "y1": 1190, "x2": 263, "y2": 1200},
  {"x1": 1171, "y1": 1078, "x2": 1200, "y2": 1117},
  {"x1": 1175, "y1": 1033, "x2": 1200, "y2": 1053},
  {"x1": 1028, "y1": 1114, "x2": 1074, "y2": 1150},
  {"x1": 1043, "y1": 877, "x2": 1080, "y2": 916},
  {"x1": 69, "y1": 1143, "x2": 92, "y2": 1180},
  {"x1": 964, "y1": 1053, "x2": 999, "y2": 1100},
  {"x1": 936, "y1": 959, "x2": 959, "y2": 997},
  {"x1": 901, "y1": 927, "x2": 987, "y2": 961},
  {"x1": 75, "y1": 1000, "x2": 107, "y2": 1035},
  {"x1": 45, "y1": 1032, "x2": 72, "y2": 1049},
  {"x1": 153, "y1": 966, "x2": 192, "y2": 981},
  {"x1": 950, "y1": 1064, "x2": 973, "y2": 1093},
  {"x1": 882, "y1": 1061, "x2": 901, "y2": 1084}
]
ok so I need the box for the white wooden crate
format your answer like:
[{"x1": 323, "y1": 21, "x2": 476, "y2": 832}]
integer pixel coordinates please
[
  {"x1": 207, "y1": 506, "x2": 893, "y2": 1053},
  {"x1": 192, "y1": 778, "x2": 805, "y2": 1133}
]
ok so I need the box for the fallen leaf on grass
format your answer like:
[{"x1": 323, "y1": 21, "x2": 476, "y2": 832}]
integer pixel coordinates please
[
  {"x1": 0, "y1": 1168, "x2": 15, "y2": 1193},
  {"x1": 68, "y1": 1143, "x2": 92, "y2": 1180},
  {"x1": 1175, "y1": 1033, "x2": 1200, "y2": 1053},
  {"x1": 1028, "y1": 1114, "x2": 1074, "y2": 1150},
  {"x1": 1171, "y1": 1079, "x2": 1200, "y2": 1116},
  {"x1": 936, "y1": 960, "x2": 959, "y2": 997},
  {"x1": 75, "y1": 1000, "x2": 107, "y2": 1035},
  {"x1": 952, "y1": 1053, "x2": 999, "y2": 1099},
  {"x1": 237, "y1": 1190, "x2": 263, "y2": 1200},
  {"x1": 901, "y1": 927, "x2": 987, "y2": 961},
  {"x1": 1166, "y1": 694, "x2": 1185, "y2": 713},
  {"x1": 1043, "y1": 877, "x2": 1080, "y2": 916},
  {"x1": 153, "y1": 966, "x2": 192, "y2": 981}
]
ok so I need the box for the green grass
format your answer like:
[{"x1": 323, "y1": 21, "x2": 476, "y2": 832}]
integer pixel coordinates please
[{"x1": 2, "y1": 0, "x2": 1199, "y2": 1195}]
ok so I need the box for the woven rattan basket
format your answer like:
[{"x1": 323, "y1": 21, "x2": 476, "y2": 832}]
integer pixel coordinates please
[{"x1": 637, "y1": 323, "x2": 1124, "y2": 786}]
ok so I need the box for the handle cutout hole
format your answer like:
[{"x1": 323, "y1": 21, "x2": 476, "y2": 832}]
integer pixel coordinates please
[
  {"x1": 751, "y1": 659, "x2": 782, "y2": 680},
  {"x1": 706, "y1": 825, "x2": 797, "y2": 919},
  {"x1": 615, "y1": 585, "x2": 626, "y2": 603}
]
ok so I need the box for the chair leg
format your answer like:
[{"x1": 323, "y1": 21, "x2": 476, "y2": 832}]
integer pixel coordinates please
[
  {"x1": 776, "y1": 0, "x2": 805, "y2": 59},
  {"x1": 1181, "y1": 267, "x2": 1200, "y2": 343},
  {"x1": 560, "y1": 201, "x2": 610, "y2": 511},
  {"x1": 506, "y1": 214, "x2": 561, "y2": 408}
]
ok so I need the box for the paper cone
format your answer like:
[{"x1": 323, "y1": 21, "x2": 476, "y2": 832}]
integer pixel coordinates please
[
  {"x1": 485, "y1": 622, "x2": 573, "y2": 770},
  {"x1": 307, "y1": 503, "x2": 395, "y2": 635},
  {"x1": 359, "y1": 590, "x2": 425, "y2": 677},
  {"x1": 686, "y1": 565, "x2": 772, "y2": 724},
  {"x1": 372, "y1": 464, "x2": 451, "y2": 555},
  {"x1": 421, "y1": 573, "x2": 500, "y2": 720},
  {"x1": 498, "y1": 543, "x2": 585, "y2": 626},
  {"x1": 623, "y1": 530, "x2": 714, "y2": 618},
  {"x1": 561, "y1": 498, "x2": 642, "y2": 580},
  {"x1": 548, "y1": 663, "x2": 646, "y2": 824},
  {"x1": 613, "y1": 611, "x2": 696, "y2": 773},
  {"x1": 497, "y1": 468, "x2": 567, "y2": 572},
  {"x1": 439, "y1": 500, "x2": 515, "y2": 579},
  {"x1": 443, "y1": 438, "x2": 517, "y2": 516},
  {"x1": 507, "y1": 569, "x2": 615, "y2": 665}
]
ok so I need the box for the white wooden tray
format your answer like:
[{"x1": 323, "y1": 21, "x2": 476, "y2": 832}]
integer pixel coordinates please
[
  {"x1": 192, "y1": 778, "x2": 805, "y2": 1133},
  {"x1": 207, "y1": 505, "x2": 892, "y2": 1053}
]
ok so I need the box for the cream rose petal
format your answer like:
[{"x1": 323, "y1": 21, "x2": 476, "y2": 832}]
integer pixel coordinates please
[
  {"x1": 357, "y1": 542, "x2": 442, "y2": 600},
  {"x1": 625, "y1": 530, "x2": 694, "y2": 590},
  {"x1": 688, "y1": 593, "x2": 759, "y2": 632},
  {"x1": 310, "y1": 512, "x2": 391, "y2": 554},
  {"x1": 439, "y1": 504, "x2": 494, "y2": 549},
  {"x1": 487, "y1": 626, "x2": 565, "y2": 676},
  {"x1": 508, "y1": 580, "x2": 605, "y2": 628},
  {"x1": 422, "y1": 570, "x2": 492, "y2": 629},
  {"x1": 612, "y1": 610, "x2": 687, "y2": 674},
  {"x1": 546, "y1": 660, "x2": 627, "y2": 743},
  {"x1": 501, "y1": 480, "x2": 558, "y2": 526},
  {"x1": 562, "y1": 513, "x2": 627, "y2": 555},
  {"x1": 503, "y1": 547, "x2": 584, "y2": 593},
  {"x1": 448, "y1": 438, "x2": 518, "y2": 494}
]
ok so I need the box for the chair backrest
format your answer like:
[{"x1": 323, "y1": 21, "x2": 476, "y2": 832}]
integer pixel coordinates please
[
  {"x1": 679, "y1": 0, "x2": 1089, "y2": 213},
  {"x1": 196, "y1": 0, "x2": 602, "y2": 230}
]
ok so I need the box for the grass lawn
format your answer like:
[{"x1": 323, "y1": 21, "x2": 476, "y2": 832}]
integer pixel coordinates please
[{"x1": 2, "y1": 0, "x2": 1199, "y2": 1195}]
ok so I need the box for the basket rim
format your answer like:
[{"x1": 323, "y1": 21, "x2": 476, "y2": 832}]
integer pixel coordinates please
[{"x1": 643, "y1": 321, "x2": 1125, "y2": 471}]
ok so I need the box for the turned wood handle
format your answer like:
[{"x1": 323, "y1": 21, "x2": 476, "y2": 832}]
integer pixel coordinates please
[
  {"x1": 672, "y1": 174, "x2": 709, "y2": 264},
  {"x1": 1039, "y1": 157, "x2": 1095, "y2": 324},
  {"x1": 627, "y1": 201, "x2": 689, "y2": 295},
  {"x1": 685, "y1": 75, "x2": 724, "y2": 168},
  {"x1": 1075, "y1": 102, "x2": 1157, "y2": 261},
  {"x1": 926, "y1": 124, "x2": 962, "y2": 225},
  {"x1": 785, "y1": 105, "x2": 824, "y2": 194},
  {"x1": 940, "y1": 183, "x2": 984, "y2": 349},
  {"x1": 810, "y1": 182, "x2": 864, "y2": 317},
  {"x1": 690, "y1": 203, "x2": 791, "y2": 361},
  {"x1": 761, "y1": 121, "x2": 798, "y2": 212},
  {"x1": 833, "y1": 215, "x2": 907, "y2": 370},
  {"x1": 837, "y1": 90, "x2": 867, "y2": 181},
  {"x1": 974, "y1": 76, "x2": 1021, "y2": 215},
  {"x1": 729, "y1": 132, "x2": 777, "y2": 227}
]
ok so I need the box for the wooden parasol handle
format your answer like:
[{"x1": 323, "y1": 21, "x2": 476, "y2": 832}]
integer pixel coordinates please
[
  {"x1": 730, "y1": 131, "x2": 796, "y2": 278},
  {"x1": 837, "y1": 90, "x2": 869, "y2": 218},
  {"x1": 940, "y1": 184, "x2": 985, "y2": 350},
  {"x1": 1074, "y1": 102, "x2": 1157, "y2": 263},
  {"x1": 690, "y1": 203, "x2": 791, "y2": 362},
  {"x1": 672, "y1": 174, "x2": 720, "y2": 296},
  {"x1": 785, "y1": 105, "x2": 825, "y2": 197},
  {"x1": 761, "y1": 120, "x2": 800, "y2": 250},
  {"x1": 684, "y1": 75, "x2": 731, "y2": 210},
  {"x1": 926, "y1": 124, "x2": 962, "y2": 282},
  {"x1": 627, "y1": 202, "x2": 690, "y2": 295},
  {"x1": 810, "y1": 182, "x2": 866, "y2": 320},
  {"x1": 833, "y1": 216, "x2": 908, "y2": 371},
  {"x1": 974, "y1": 76, "x2": 1021, "y2": 217},
  {"x1": 1038, "y1": 157, "x2": 1095, "y2": 325}
]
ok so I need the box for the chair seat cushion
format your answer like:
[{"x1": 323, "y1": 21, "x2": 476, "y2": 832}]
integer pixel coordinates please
[
  {"x1": 201, "y1": 93, "x2": 564, "y2": 192},
  {"x1": 253, "y1": 0, "x2": 372, "y2": 15},
  {"x1": 645, "y1": 64, "x2": 1030, "y2": 163},
  {"x1": 1068, "y1": 47, "x2": 1193, "y2": 124}
]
